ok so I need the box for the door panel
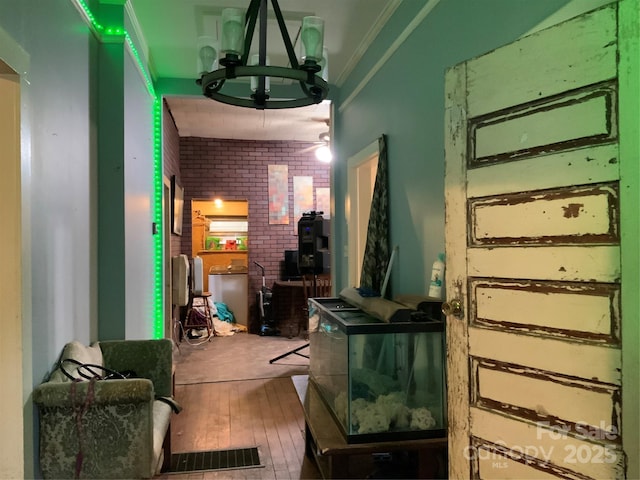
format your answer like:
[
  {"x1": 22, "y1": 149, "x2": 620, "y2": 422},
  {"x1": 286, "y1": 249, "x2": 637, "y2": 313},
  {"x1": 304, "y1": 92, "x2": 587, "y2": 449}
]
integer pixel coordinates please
[
  {"x1": 468, "y1": 328, "x2": 621, "y2": 384},
  {"x1": 444, "y1": 2, "x2": 635, "y2": 478},
  {"x1": 469, "y1": 183, "x2": 619, "y2": 245},
  {"x1": 465, "y1": 6, "x2": 617, "y2": 118},
  {"x1": 467, "y1": 246, "x2": 620, "y2": 282},
  {"x1": 470, "y1": 279, "x2": 620, "y2": 343},
  {"x1": 467, "y1": 144, "x2": 619, "y2": 198},
  {"x1": 472, "y1": 83, "x2": 616, "y2": 165},
  {"x1": 471, "y1": 409, "x2": 623, "y2": 479}
]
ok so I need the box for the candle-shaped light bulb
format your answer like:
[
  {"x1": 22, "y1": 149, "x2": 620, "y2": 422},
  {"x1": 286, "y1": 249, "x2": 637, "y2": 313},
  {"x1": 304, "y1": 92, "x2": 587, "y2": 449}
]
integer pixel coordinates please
[
  {"x1": 197, "y1": 36, "x2": 218, "y2": 75},
  {"x1": 199, "y1": 45, "x2": 217, "y2": 74}
]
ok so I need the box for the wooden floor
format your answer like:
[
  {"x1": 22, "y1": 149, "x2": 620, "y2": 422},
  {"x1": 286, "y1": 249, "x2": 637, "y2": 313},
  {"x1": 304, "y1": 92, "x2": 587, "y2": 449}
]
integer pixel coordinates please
[{"x1": 156, "y1": 335, "x2": 322, "y2": 479}]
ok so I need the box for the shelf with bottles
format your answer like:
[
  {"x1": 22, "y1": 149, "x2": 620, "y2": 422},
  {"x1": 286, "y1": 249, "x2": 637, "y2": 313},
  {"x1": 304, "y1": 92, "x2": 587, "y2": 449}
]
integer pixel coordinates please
[
  {"x1": 192, "y1": 199, "x2": 249, "y2": 254},
  {"x1": 204, "y1": 232, "x2": 248, "y2": 251}
]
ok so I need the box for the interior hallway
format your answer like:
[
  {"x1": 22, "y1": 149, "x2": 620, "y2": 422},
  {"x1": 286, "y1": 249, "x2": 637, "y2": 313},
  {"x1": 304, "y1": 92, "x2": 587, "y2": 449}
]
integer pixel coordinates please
[{"x1": 158, "y1": 332, "x2": 322, "y2": 479}]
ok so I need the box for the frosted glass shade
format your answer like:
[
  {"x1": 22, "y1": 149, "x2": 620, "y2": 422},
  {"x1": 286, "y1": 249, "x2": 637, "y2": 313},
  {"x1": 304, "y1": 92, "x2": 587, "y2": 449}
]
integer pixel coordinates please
[
  {"x1": 221, "y1": 8, "x2": 244, "y2": 57},
  {"x1": 301, "y1": 16, "x2": 324, "y2": 62}
]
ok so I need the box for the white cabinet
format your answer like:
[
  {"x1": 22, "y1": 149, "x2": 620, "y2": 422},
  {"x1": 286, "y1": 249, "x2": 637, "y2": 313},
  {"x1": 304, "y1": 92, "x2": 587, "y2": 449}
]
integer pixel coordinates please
[{"x1": 209, "y1": 273, "x2": 248, "y2": 327}]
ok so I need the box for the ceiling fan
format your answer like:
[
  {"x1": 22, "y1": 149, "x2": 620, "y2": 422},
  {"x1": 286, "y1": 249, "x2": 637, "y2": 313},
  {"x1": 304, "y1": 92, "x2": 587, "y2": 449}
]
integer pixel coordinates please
[
  {"x1": 298, "y1": 131, "x2": 332, "y2": 162},
  {"x1": 297, "y1": 116, "x2": 332, "y2": 162}
]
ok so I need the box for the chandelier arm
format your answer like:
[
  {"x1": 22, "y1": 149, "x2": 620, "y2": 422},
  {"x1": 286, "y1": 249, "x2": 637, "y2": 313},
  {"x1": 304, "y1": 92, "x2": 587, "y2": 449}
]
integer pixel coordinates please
[
  {"x1": 270, "y1": 0, "x2": 300, "y2": 69},
  {"x1": 256, "y1": 0, "x2": 268, "y2": 95},
  {"x1": 200, "y1": 65, "x2": 328, "y2": 109},
  {"x1": 299, "y1": 81, "x2": 322, "y2": 102},
  {"x1": 202, "y1": 65, "x2": 327, "y2": 86},
  {"x1": 209, "y1": 78, "x2": 226, "y2": 93},
  {"x1": 242, "y1": 0, "x2": 261, "y2": 65},
  {"x1": 205, "y1": 91, "x2": 324, "y2": 109}
]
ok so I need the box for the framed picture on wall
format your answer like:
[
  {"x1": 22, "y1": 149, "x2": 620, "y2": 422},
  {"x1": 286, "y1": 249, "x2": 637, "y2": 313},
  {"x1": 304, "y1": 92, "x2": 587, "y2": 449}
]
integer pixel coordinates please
[{"x1": 171, "y1": 175, "x2": 184, "y2": 236}]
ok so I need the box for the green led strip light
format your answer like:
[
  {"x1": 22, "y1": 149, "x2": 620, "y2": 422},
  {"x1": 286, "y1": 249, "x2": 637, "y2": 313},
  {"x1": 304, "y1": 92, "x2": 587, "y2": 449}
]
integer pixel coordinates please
[
  {"x1": 75, "y1": 0, "x2": 164, "y2": 339},
  {"x1": 152, "y1": 99, "x2": 164, "y2": 339}
]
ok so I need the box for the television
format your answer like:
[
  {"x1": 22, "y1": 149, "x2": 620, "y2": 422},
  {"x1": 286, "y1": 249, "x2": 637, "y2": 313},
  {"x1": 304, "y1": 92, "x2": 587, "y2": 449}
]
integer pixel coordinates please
[{"x1": 171, "y1": 176, "x2": 184, "y2": 236}]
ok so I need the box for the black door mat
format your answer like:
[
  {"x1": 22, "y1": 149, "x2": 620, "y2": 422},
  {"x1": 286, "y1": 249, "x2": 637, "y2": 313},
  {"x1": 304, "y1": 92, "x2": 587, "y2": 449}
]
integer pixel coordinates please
[{"x1": 168, "y1": 447, "x2": 263, "y2": 473}]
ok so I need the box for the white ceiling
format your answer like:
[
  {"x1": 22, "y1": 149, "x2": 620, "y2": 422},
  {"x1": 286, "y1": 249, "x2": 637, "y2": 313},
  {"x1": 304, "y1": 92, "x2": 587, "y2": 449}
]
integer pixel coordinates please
[
  {"x1": 128, "y1": 0, "x2": 398, "y2": 141},
  {"x1": 166, "y1": 97, "x2": 332, "y2": 141}
]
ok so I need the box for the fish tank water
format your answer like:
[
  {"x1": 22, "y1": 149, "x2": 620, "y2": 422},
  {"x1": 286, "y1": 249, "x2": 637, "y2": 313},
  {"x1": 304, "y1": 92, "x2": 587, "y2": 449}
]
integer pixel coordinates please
[{"x1": 308, "y1": 297, "x2": 446, "y2": 444}]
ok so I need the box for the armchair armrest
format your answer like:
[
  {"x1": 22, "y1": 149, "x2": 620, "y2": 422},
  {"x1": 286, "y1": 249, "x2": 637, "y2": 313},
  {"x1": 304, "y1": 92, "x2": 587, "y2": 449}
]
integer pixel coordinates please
[
  {"x1": 33, "y1": 378, "x2": 154, "y2": 407},
  {"x1": 99, "y1": 339, "x2": 173, "y2": 397}
]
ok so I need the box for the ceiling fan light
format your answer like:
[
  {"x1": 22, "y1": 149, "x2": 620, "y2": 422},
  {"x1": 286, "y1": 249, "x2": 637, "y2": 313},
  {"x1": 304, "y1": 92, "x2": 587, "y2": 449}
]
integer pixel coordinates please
[
  {"x1": 301, "y1": 16, "x2": 324, "y2": 63},
  {"x1": 316, "y1": 145, "x2": 332, "y2": 163},
  {"x1": 221, "y1": 8, "x2": 244, "y2": 59}
]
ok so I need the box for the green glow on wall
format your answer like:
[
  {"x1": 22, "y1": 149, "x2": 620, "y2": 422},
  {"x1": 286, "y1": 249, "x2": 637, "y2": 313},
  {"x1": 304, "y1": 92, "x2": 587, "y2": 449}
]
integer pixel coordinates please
[
  {"x1": 152, "y1": 99, "x2": 164, "y2": 339},
  {"x1": 75, "y1": 0, "x2": 164, "y2": 339}
]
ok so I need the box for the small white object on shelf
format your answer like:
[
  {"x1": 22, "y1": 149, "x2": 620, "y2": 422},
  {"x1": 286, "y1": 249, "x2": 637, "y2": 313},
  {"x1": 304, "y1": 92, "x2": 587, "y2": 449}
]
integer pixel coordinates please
[{"x1": 428, "y1": 253, "x2": 445, "y2": 299}]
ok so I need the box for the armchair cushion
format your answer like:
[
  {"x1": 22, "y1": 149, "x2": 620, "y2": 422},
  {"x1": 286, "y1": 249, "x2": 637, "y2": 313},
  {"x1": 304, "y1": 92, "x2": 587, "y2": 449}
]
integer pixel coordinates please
[{"x1": 47, "y1": 341, "x2": 104, "y2": 382}]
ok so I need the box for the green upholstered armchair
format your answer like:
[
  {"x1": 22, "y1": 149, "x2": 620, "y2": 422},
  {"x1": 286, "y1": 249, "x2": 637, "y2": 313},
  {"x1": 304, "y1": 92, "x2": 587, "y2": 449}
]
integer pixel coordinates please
[{"x1": 33, "y1": 339, "x2": 177, "y2": 479}]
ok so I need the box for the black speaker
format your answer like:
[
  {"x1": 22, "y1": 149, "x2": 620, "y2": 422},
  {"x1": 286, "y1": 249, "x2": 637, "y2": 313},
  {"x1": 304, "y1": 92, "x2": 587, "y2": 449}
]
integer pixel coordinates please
[{"x1": 297, "y1": 211, "x2": 330, "y2": 274}]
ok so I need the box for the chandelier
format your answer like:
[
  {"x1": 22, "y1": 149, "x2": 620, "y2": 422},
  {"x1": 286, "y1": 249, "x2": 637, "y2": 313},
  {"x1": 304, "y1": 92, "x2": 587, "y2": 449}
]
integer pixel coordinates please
[{"x1": 196, "y1": 0, "x2": 329, "y2": 110}]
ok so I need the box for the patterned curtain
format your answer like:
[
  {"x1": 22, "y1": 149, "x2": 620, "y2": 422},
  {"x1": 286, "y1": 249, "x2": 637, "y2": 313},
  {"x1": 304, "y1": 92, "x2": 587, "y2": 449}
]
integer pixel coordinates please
[{"x1": 359, "y1": 134, "x2": 390, "y2": 296}]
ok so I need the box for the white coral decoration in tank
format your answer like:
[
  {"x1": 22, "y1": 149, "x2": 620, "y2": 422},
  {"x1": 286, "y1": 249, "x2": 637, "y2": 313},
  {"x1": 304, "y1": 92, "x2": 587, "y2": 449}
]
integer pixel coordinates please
[
  {"x1": 410, "y1": 407, "x2": 436, "y2": 430},
  {"x1": 334, "y1": 391, "x2": 348, "y2": 426},
  {"x1": 375, "y1": 393, "x2": 411, "y2": 429},
  {"x1": 355, "y1": 402, "x2": 391, "y2": 434}
]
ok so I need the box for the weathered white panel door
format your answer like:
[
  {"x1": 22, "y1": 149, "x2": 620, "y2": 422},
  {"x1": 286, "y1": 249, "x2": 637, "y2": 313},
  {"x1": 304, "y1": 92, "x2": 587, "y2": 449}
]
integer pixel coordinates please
[{"x1": 444, "y1": 1, "x2": 639, "y2": 478}]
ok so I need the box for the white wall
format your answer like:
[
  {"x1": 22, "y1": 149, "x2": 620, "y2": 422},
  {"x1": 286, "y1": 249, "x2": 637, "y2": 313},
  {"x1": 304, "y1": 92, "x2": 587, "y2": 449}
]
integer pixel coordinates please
[
  {"x1": 0, "y1": 0, "x2": 161, "y2": 473},
  {"x1": 124, "y1": 51, "x2": 156, "y2": 339},
  {"x1": 0, "y1": 0, "x2": 97, "y2": 475}
]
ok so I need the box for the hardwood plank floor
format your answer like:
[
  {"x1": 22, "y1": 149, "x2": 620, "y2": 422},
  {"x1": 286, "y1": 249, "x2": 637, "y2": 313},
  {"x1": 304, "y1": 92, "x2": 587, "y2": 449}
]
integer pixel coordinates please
[{"x1": 156, "y1": 334, "x2": 321, "y2": 480}]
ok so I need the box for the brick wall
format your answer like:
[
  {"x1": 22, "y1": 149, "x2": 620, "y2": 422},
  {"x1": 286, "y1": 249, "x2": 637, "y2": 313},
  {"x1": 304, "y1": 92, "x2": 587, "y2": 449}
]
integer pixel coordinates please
[
  {"x1": 162, "y1": 101, "x2": 182, "y2": 257},
  {"x1": 179, "y1": 136, "x2": 330, "y2": 332}
]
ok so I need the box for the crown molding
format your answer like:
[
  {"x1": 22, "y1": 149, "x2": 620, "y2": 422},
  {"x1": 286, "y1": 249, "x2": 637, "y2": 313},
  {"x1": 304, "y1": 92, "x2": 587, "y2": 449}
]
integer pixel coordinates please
[
  {"x1": 335, "y1": 0, "x2": 402, "y2": 88},
  {"x1": 339, "y1": 0, "x2": 440, "y2": 113}
]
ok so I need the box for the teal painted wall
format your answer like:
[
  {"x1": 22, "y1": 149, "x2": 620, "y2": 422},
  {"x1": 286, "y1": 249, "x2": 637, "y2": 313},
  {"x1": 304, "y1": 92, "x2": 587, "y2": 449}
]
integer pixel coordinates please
[{"x1": 333, "y1": 0, "x2": 571, "y2": 296}]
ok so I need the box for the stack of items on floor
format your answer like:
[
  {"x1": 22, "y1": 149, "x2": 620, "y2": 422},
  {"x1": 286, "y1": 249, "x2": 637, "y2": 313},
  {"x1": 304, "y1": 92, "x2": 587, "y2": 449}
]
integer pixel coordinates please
[{"x1": 187, "y1": 296, "x2": 247, "y2": 338}]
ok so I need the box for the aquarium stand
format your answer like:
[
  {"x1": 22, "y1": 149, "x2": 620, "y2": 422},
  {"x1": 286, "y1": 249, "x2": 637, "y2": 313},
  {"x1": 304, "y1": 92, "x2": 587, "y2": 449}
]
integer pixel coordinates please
[{"x1": 294, "y1": 375, "x2": 447, "y2": 479}]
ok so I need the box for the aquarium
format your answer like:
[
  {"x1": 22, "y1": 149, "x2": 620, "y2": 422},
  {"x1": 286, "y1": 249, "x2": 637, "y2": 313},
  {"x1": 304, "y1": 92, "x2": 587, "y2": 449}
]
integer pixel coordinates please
[{"x1": 308, "y1": 297, "x2": 446, "y2": 444}]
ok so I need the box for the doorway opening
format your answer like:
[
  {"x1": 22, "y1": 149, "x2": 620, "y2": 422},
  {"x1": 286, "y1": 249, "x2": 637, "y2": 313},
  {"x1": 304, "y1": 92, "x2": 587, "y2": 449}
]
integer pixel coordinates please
[
  {"x1": 347, "y1": 140, "x2": 379, "y2": 288},
  {"x1": 0, "y1": 58, "x2": 24, "y2": 479}
]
